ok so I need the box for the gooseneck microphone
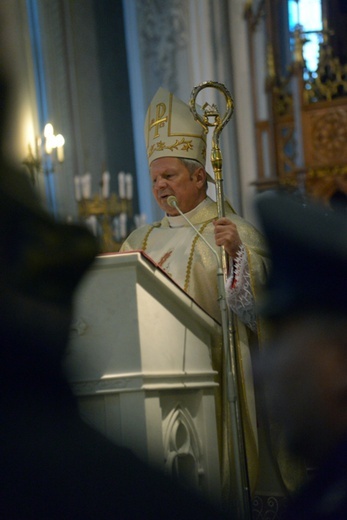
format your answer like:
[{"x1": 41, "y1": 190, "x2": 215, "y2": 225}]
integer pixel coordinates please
[{"x1": 167, "y1": 195, "x2": 229, "y2": 325}]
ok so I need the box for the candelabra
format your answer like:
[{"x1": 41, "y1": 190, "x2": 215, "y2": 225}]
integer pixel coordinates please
[{"x1": 75, "y1": 171, "x2": 134, "y2": 253}]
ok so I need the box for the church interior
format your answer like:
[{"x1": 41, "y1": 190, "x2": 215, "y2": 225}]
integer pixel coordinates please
[
  {"x1": 1, "y1": 0, "x2": 347, "y2": 519},
  {"x1": 5, "y1": 0, "x2": 347, "y2": 233}
]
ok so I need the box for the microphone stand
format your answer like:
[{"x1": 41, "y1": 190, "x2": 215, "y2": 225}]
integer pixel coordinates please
[{"x1": 189, "y1": 82, "x2": 252, "y2": 519}]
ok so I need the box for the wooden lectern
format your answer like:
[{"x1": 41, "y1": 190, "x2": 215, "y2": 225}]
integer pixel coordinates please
[{"x1": 65, "y1": 251, "x2": 222, "y2": 502}]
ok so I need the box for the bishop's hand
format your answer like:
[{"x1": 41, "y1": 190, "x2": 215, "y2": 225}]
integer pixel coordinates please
[{"x1": 213, "y1": 217, "x2": 242, "y2": 259}]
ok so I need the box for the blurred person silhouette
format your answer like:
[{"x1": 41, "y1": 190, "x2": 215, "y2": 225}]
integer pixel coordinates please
[
  {"x1": 255, "y1": 193, "x2": 347, "y2": 520},
  {"x1": 0, "y1": 62, "x2": 228, "y2": 520}
]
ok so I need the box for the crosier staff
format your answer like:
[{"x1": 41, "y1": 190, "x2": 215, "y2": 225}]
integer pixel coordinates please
[{"x1": 190, "y1": 81, "x2": 252, "y2": 520}]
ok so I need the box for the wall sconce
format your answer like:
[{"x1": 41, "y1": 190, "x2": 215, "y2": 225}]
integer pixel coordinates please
[
  {"x1": 23, "y1": 123, "x2": 65, "y2": 185},
  {"x1": 42, "y1": 123, "x2": 65, "y2": 162}
]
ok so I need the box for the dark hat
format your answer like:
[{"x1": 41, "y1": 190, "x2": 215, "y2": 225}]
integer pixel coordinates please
[
  {"x1": 0, "y1": 162, "x2": 98, "y2": 306},
  {"x1": 256, "y1": 193, "x2": 347, "y2": 319}
]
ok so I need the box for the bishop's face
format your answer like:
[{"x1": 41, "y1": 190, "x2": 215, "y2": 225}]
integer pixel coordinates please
[{"x1": 150, "y1": 157, "x2": 206, "y2": 216}]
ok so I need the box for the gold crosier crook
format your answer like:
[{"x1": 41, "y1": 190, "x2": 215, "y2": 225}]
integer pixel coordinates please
[{"x1": 190, "y1": 81, "x2": 252, "y2": 520}]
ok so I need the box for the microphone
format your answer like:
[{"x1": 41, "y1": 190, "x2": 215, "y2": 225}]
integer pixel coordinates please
[{"x1": 167, "y1": 195, "x2": 178, "y2": 209}]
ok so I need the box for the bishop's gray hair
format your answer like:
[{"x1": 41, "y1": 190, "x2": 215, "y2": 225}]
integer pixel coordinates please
[{"x1": 178, "y1": 158, "x2": 208, "y2": 189}]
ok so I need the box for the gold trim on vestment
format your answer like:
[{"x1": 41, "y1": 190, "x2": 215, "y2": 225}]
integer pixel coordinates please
[{"x1": 141, "y1": 219, "x2": 213, "y2": 294}]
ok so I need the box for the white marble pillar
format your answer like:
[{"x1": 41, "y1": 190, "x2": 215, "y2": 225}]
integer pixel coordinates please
[{"x1": 228, "y1": 0, "x2": 260, "y2": 224}]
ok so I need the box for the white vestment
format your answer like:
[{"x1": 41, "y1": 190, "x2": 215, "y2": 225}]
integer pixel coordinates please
[{"x1": 121, "y1": 197, "x2": 270, "y2": 498}]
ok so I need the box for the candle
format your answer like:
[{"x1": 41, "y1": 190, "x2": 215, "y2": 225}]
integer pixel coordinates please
[
  {"x1": 57, "y1": 145, "x2": 64, "y2": 162},
  {"x1": 82, "y1": 172, "x2": 92, "y2": 199},
  {"x1": 86, "y1": 215, "x2": 98, "y2": 236},
  {"x1": 74, "y1": 176, "x2": 82, "y2": 201},
  {"x1": 118, "y1": 171, "x2": 125, "y2": 199},
  {"x1": 43, "y1": 123, "x2": 56, "y2": 155},
  {"x1": 56, "y1": 134, "x2": 65, "y2": 162},
  {"x1": 119, "y1": 212, "x2": 127, "y2": 239},
  {"x1": 45, "y1": 135, "x2": 55, "y2": 155},
  {"x1": 102, "y1": 170, "x2": 110, "y2": 198},
  {"x1": 44, "y1": 123, "x2": 54, "y2": 154},
  {"x1": 125, "y1": 172, "x2": 133, "y2": 200}
]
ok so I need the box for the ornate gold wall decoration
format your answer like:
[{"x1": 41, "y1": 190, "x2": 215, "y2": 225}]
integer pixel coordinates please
[
  {"x1": 304, "y1": 105, "x2": 347, "y2": 167},
  {"x1": 246, "y1": 1, "x2": 347, "y2": 206}
]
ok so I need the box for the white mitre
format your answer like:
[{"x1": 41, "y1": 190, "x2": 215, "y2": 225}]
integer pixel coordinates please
[{"x1": 144, "y1": 87, "x2": 207, "y2": 168}]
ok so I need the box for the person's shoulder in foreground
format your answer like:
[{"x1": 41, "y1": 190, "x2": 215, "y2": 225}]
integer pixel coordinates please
[{"x1": 255, "y1": 192, "x2": 347, "y2": 520}]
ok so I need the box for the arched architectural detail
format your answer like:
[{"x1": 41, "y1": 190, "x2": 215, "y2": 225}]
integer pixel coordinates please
[{"x1": 163, "y1": 404, "x2": 204, "y2": 489}]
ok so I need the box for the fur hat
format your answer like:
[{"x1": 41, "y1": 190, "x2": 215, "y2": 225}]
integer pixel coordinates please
[{"x1": 256, "y1": 193, "x2": 347, "y2": 319}]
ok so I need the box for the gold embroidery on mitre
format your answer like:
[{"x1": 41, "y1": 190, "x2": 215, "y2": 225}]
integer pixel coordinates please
[
  {"x1": 149, "y1": 102, "x2": 168, "y2": 139},
  {"x1": 148, "y1": 138, "x2": 198, "y2": 159}
]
